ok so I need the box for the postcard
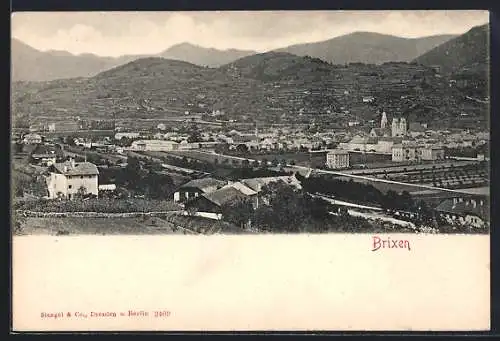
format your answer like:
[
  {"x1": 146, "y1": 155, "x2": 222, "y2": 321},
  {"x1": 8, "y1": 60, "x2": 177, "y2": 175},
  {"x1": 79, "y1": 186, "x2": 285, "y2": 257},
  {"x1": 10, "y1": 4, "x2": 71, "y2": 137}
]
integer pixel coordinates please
[{"x1": 11, "y1": 10, "x2": 490, "y2": 332}]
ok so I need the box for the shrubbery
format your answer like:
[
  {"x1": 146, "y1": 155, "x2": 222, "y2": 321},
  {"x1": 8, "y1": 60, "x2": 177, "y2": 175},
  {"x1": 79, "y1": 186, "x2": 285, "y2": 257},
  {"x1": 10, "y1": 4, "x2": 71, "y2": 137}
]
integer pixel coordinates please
[{"x1": 14, "y1": 198, "x2": 181, "y2": 213}]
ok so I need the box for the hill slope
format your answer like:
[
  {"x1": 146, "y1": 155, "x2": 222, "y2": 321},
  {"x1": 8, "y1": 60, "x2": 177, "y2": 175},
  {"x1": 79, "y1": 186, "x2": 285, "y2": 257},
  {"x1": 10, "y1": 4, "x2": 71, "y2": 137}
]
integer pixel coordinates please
[
  {"x1": 12, "y1": 52, "x2": 489, "y2": 131},
  {"x1": 274, "y1": 32, "x2": 456, "y2": 65},
  {"x1": 413, "y1": 24, "x2": 489, "y2": 73},
  {"x1": 219, "y1": 52, "x2": 334, "y2": 82},
  {"x1": 11, "y1": 38, "x2": 145, "y2": 82},
  {"x1": 159, "y1": 43, "x2": 257, "y2": 68}
]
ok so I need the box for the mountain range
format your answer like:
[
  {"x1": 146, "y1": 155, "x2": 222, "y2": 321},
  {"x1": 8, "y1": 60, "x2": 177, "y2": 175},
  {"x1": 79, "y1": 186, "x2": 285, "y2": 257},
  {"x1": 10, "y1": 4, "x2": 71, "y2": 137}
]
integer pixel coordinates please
[
  {"x1": 11, "y1": 30, "x2": 459, "y2": 82},
  {"x1": 274, "y1": 32, "x2": 456, "y2": 65},
  {"x1": 11, "y1": 39, "x2": 147, "y2": 82},
  {"x1": 413, "y1": 24, "x2": 489, "y2": 73}
]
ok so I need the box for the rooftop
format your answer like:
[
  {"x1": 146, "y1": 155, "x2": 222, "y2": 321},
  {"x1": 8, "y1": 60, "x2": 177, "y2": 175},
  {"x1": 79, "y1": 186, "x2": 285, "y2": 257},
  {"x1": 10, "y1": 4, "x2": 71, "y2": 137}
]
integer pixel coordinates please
[
  {"x1": 327, "y1": 149, "x2": 349, "y2": 155},
  {"x1": 435, "y1": 197, "x2": 489, "y2": 221},
  {"x1": 179, "y1": 177, "x2": 226, "y2": 191},
  {"x1": 222, "y1": 182, "x2": 258, "y2": 196},
  {"x1": 203, "y1": 187, "x2": 251, "y2": 207},
  {"x1": 132, "y1": 139, "x2": 178, "y2": 145},
  {"x1": 240, "y1": 175, "x2": 302, "y2": 192},
  {"x1": 52, "y1": 161, "x2": 99, "y2": 176}
]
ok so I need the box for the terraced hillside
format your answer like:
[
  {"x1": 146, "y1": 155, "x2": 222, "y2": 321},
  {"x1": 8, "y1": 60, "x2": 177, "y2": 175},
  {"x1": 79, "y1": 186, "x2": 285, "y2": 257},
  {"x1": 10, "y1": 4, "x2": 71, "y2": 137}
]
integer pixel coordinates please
[
  {"x1": 12, "y1": 45, "x2": 489, "y2": 130},
  {"x1": 414, "y1": 24, "x2": 489, "y2": 73}
]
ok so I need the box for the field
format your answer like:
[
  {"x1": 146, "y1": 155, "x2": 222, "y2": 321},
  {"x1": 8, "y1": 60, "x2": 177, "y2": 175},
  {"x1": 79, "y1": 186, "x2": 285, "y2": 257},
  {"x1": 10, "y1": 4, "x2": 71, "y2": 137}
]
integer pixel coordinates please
[
  {"x1": 348, "y1": 161, "x2": 489, "y2": 189},
  {"x1": 348, "y1": 152, "x2": 393, "y2": 165},
  {"x1": 19, "y1": 215, "x2": 245, "y2": 236},
  {"x1": 43, "y1": 130, "x2": 115, "y2": 139},
  {"x1": 64, "y1": 146, "x2": 126, "y2": 164},
  {"x1": 330, "y1": 174, "x2": 436, "y2": 194},
  {"x1": 19, "y1": 217, "x2": 180, "y2": 235},
  {"x1": 163, "y1": 150, "x2": 327, "y2": 167}
]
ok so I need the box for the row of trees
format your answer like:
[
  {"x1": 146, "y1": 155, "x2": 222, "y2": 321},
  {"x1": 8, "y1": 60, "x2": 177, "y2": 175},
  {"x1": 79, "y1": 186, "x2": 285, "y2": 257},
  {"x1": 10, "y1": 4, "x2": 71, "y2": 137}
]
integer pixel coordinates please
[
  {"x1": 298, "y1": 175, "x2": 435, "y2": 224},
  {"x1": 98, "y1": 157, "x2": 175, "y2": 199},
  {"x1": 220, "y1": 182, "x2": 413, "y2": 233}
]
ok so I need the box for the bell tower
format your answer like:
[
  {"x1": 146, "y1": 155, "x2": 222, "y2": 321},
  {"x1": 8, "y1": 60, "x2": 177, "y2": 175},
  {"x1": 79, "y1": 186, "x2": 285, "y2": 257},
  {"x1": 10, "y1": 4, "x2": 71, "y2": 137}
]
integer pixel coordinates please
[{"x1": 381, "y1": 112, "x2": 388, "y2": 129}]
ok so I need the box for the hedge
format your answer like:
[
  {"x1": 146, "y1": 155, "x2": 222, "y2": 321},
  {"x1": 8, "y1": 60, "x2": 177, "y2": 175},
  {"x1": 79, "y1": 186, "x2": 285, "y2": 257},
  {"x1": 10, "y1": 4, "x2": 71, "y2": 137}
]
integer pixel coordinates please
[{"x1": 13, "y1": 198, "x2": 182, "y2": 213}]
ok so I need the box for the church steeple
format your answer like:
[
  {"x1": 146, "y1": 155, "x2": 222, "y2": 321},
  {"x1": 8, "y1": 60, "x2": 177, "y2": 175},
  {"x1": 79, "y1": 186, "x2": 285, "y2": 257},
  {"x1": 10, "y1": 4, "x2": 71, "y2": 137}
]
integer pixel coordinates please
[{"x1": 381, "y1": 112, "x2": 388, "y2": 129}]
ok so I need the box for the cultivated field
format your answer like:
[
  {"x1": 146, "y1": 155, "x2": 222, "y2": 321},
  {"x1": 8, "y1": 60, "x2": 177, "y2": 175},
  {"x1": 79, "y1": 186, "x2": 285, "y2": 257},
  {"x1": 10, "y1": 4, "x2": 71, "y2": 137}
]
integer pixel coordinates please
[
  {"x1": 19, "y1": 217, "x2": 182, "y2": 235},
  {"x1": 18, "y1": 215, "x2": 244, "y2": 236}
]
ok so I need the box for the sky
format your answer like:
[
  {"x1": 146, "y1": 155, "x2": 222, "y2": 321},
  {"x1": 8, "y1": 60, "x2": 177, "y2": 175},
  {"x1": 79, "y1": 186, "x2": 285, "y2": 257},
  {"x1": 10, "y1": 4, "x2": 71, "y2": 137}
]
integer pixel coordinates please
[{"x1": 11, "y1": 10, "x2": 489, "y2": 57}]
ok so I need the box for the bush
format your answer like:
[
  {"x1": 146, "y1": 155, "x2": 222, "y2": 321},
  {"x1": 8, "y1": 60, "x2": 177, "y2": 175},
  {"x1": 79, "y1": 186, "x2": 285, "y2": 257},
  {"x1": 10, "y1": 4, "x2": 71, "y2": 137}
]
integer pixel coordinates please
[{"x1": 14, "y1": 198, "x2": 181, "y2": 213}]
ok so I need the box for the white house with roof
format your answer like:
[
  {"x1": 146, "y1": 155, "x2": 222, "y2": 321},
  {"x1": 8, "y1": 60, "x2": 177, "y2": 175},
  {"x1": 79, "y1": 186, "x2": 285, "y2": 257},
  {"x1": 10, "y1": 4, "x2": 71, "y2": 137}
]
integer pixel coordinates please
[
  {"x1": 46, "y1": 159, "x2": 99, "y2": 199},
  {"x1": 22, "y1": 133, "x2": 42, "y2": 145}
]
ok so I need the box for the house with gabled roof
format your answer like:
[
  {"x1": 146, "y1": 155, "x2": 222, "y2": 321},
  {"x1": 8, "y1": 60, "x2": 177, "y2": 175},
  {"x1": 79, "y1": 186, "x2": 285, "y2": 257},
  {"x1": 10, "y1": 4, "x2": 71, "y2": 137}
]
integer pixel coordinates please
[
  {"x1": 46, "y1": 159, "x2": 99, "y2": 199},
  {"x1": 435, "y1": 195, "x2": 489, "y2": 229},
  {"x1": 173, "y1": 177, "x2": 226, "y2": 203}
]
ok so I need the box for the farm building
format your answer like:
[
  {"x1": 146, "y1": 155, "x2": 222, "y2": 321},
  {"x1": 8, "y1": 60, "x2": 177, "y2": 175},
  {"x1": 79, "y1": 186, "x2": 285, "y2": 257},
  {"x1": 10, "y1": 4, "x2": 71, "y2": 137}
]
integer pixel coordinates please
[
  {"x1": 435, "y1": 196, "x2": 489, "y2": 228},
  {"x1": 184, "y1": 186, "x2": 254, "y2": 214},
  {"x1": 173, "y1": 178, "x2": 226, "y2": 203}
]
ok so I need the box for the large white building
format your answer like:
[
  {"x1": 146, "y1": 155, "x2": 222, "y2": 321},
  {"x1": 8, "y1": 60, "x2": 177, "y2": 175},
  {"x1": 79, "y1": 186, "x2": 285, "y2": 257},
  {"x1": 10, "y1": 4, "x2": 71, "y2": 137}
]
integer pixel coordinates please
[
  {"x1": 115, "y1": 132, "x2": 140, "y2": 140},
  {"x1": 392, "y1": 144, "x2": 417, "y2": 162},
  {"x1": 392, "y1": 144, "x2": 445, "y2": 162},
  {"x1": 130, "y1": 139, "x2": 179, "y2": 152},
  {"x1": 46, "y1": 160, "x2": 99, "y2": 199},
  {"x1": 326, "y1": 150, "x2": 350, "y2": 169},
  {"x1": 420, "y1": 146, "x2": 445, "y2": 161}
]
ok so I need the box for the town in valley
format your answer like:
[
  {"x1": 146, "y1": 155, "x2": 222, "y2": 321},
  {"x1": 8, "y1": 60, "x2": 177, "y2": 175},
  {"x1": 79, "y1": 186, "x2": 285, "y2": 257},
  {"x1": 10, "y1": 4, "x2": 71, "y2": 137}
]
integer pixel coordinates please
[{"x1": 11, "y1": 12, "x2": 490, "y2": 236}]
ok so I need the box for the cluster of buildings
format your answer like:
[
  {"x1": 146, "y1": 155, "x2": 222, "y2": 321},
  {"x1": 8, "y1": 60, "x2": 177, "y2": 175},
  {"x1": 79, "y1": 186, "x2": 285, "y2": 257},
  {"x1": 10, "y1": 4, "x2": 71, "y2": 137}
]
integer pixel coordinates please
[
  {"x1": 337, "y1": 112, "x2": 446, "y2": 163},
  {"x1": 116, "y1": 126, "x2": 334, "y2": 153},
  {"x1": 435, "y1": 195, "x2": 489, "y2": 229},
  {"x1": 173, "y1": 175, "x2": 302, "y2": 218}
]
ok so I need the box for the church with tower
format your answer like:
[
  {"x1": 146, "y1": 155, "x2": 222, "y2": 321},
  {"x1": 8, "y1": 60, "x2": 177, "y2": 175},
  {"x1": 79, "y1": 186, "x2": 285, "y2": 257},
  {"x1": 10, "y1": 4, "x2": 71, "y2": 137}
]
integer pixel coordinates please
[
  {"x1": 370, "y1": 112, "x2": 408, "y2": 138},
  {"x1": 391, "y1": 117, "x2": 408, "y2": 137}
]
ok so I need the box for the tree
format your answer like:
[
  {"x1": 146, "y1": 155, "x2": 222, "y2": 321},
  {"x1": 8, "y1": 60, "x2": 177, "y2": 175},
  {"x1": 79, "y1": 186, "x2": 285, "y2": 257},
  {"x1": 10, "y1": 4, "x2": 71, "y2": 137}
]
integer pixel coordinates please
[
  {"x1": 187, "y1": 129, "x2": 202, "y2": 143},
  {"x1": 383, "y1": 190, "x2": 400, "y2": 210},
  {"x1": 75, "y1": 185, "x2": 87, "y2": 199},
  {"x1": 221, "y1": 200, "x2": 254, "y2": 228},
  {"x1": 65, "y1": 135, "x2": 76, "y2": 146},
  {"x1": 186, "y1": 206, "x2": 197, "y2": 217},
  {"x1": 236, "y1": 144, "x2": 249, "y2": 155},
  {"x1": 399, "y1": 191, "x2": 414, "y2": 211},
  {"x1": 143, "y1": 172, "x2": 174, "y2": 199},
  {"x1": 125, "y1": 156, "x2": 142, "y2": 189},
  {"x1": 12, "y1": 209, "x2": 26, "y2": 234},
  {"x1": 13, "y1": 142, "x2": 23, "y2": 154},
  {"x1": 215, "y1": 143, "x2": 230, "y2": 154}
]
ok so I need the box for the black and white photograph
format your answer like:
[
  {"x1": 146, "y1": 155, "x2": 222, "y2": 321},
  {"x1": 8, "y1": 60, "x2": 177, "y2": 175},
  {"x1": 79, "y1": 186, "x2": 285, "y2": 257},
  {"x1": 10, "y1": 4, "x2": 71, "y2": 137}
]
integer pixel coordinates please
[{"x1": 11, "y1": 10, "x2": 491, "y2": 332}]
